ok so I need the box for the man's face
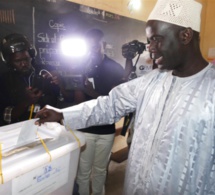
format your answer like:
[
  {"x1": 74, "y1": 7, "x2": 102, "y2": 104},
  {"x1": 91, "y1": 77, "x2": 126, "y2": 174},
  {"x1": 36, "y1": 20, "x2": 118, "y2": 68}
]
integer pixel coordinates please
[
  {"x1": 146, "y1": 20, "x2": 182, "y2": 70},
  {"x1": 87, "y1": 37, "x2": 104, "y2": 65},
  {"x1": 10, "y1": 50, "x2": 32, "y2": 76}
]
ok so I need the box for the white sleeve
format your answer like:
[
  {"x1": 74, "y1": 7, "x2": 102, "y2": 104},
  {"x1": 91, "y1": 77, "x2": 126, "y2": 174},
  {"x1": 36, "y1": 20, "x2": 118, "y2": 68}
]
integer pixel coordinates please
[{"x1": 61, "y1": 77, "x2": 142, "y2": 130}]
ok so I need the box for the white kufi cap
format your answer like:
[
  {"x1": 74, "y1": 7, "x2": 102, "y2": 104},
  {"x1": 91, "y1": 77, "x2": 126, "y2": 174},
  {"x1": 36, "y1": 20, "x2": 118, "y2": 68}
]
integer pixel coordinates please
[{"x1": 147, "y1": 0, "x2": 202, "y2": 32}]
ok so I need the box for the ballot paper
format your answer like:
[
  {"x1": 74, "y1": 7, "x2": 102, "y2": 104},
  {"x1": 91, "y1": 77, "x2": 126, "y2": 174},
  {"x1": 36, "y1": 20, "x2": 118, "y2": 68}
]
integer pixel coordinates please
[{"x1": 16, "y1": 118, "x2": 38, "y2": 145}]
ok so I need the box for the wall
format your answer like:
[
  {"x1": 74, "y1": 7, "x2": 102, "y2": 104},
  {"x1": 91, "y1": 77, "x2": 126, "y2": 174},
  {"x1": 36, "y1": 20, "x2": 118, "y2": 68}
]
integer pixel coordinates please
[
  {"x1": 66, "y1": 0, "x2": 156, "y2": 21},
  {"x1": 202, "y1": 0, "x2": 215, "y2": 62},
  {"x1": 67, "y1": 0, "x2": 215, "y2": 61}
]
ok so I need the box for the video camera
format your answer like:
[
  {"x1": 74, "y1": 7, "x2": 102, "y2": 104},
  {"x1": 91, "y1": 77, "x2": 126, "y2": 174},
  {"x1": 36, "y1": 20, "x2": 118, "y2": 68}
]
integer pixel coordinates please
[
  {"x1": 32, "y1": 74, "x2": 51, "y2": 91},
  {"x1": 122, "y1": 40, "x2": 146, "y2": 60}
]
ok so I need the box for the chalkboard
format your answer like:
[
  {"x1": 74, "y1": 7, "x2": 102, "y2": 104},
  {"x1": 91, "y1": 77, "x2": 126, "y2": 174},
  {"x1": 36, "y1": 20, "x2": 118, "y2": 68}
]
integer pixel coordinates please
[
  {"x1": 33, "y1": 0, "x2": 86, "y2": 74},
  {"x1": 0, "y1": 0, "x2": 148, "y2": 76},
  {"x1": 0, "y1": 0, "x2": 33, "y2": 73}
]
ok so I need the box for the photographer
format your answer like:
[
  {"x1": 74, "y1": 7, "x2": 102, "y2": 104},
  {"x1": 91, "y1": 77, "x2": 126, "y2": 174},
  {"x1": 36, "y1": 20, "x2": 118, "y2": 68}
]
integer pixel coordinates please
[
  {"x1": 73, "y1": 28, "x2": 124, "y2": 195},
  {"x1": 0, "y1": 33, "x2": 72, "y2": 125}
]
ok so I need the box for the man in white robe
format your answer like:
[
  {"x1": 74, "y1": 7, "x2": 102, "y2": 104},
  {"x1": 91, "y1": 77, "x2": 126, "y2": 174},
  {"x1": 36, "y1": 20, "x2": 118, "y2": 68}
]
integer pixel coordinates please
[{"x1": 35, "y1": 0, "x2": 215, "y2": 194}]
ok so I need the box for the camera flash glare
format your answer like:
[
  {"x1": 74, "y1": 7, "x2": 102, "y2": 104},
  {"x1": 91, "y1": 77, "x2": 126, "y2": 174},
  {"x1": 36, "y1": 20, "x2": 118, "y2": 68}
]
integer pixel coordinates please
[{"x1": 60, "y1": 38, "x2": 87, "y2": 57}]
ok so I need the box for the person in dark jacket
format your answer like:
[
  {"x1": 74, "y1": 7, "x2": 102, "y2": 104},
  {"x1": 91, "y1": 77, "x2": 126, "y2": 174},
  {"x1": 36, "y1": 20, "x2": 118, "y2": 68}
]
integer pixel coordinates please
[
  {"x1": 72, "y1": 28, "x2": 124, "y2": 195},
  {"x1": 0, "y1": 33, "x2": 72, "y2": 125}
]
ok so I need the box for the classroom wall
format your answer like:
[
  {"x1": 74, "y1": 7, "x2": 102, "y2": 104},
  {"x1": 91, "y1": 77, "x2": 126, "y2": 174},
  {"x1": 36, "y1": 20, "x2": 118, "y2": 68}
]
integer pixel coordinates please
[
  {"x1": 67, "y1": 0, "x2": 215, "y2": 61},
  {"x1": 66, "y1": 0, "x2": 155, "y2": 22},
  {"x1": 202, "y1": 0, "x2": 215, "y2": 62}
]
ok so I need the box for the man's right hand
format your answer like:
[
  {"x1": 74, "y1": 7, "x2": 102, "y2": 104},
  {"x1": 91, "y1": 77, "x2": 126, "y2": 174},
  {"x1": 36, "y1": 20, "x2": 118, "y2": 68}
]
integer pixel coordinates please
[
  {"x1": 25, "y1": 87, "x2": 43, "y2": 104},
  {"x1": 34, "y1": 106, "x2": 63, "y2": 125},
  {"x1": 122, "y1": 42, "x2": 137, "y2": 60}
]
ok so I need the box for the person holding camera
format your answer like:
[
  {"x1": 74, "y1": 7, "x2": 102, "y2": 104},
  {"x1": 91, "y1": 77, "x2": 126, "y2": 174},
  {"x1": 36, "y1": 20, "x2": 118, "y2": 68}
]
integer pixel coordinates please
[
  {"x1": 0, "y1": 33, "x2": 72, "y2": 125},
  {"x1": 72, "y1": 28, "x2": 124, "y2": 195}
]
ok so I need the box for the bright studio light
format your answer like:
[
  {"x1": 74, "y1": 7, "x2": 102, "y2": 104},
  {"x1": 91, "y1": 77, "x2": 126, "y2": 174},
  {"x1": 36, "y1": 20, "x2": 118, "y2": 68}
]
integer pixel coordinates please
[{"x1": 60, "y1": 38, "x2": 87, "y2": 57}]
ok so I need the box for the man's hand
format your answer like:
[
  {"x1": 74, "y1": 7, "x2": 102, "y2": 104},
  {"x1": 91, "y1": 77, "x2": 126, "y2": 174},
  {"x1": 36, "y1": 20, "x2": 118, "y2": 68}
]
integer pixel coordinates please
[
  {"x1": 44, "y1": 71, "x2": 64, "y2": 88},
  {"x1": 34, "y1": 106, "x2": 63, "y2": 125},
  {"x1": 122, "y1": 42, "x2": 138, "y2": 60},
  {"x1": 25, "y1": 87, "x2": 43, "y2": 104},
  {"x1": 122, "y1": 40, "x2": 145, "y2": 60}
]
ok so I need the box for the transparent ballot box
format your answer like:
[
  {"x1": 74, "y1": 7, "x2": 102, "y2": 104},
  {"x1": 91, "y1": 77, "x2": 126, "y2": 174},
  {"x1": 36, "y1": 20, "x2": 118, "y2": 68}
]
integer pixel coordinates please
[{"x1": 0, "y1": 120, "x2": 85, "y2": 195}]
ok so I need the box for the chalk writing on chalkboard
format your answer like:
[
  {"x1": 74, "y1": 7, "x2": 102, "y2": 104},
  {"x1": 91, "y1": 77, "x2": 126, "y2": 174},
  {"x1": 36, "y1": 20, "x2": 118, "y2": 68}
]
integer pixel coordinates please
[{"x1": 35, "y1": 16, "x2": 67, "y2": 67}]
